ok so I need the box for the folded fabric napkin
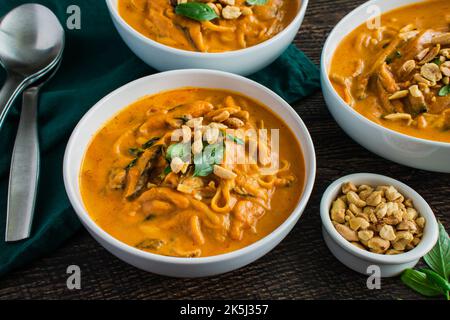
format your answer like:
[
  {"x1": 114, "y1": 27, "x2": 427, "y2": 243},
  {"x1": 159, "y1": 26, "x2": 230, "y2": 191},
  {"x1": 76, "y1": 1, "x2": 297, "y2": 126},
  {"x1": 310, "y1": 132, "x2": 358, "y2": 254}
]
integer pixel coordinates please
[{"x1": 0, "y1": 0, "x2": 320, "y2": 277}]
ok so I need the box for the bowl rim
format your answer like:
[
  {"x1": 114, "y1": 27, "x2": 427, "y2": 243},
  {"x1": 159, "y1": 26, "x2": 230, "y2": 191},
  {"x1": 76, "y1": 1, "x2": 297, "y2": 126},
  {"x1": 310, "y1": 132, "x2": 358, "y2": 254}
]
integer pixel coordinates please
[
  {"x1": 320, "y1": 173, "x2": 439, "y2": 265},
  {"x1": 63, "y1": 69, "x2": 317, "y2": 265},
  {"x1": 105, "y1": 0, "x2": 309, "y2": 58},
  {"x1": 320, "y1": 0, "x2": 450, "y2": 148}
]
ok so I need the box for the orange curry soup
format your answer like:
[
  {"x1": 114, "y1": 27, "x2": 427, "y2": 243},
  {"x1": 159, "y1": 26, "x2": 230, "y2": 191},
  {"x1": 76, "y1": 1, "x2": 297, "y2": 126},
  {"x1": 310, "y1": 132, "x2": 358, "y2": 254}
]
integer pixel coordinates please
[
  {"x1": 80, "y1": 88, "x2": 305, "y2": 257},
  {"x1": 330, "y1": 0, "x2": 450, "y2": 143},
  {"x1": 118, "y1": 0, "x2": 299, "y2": 52}
]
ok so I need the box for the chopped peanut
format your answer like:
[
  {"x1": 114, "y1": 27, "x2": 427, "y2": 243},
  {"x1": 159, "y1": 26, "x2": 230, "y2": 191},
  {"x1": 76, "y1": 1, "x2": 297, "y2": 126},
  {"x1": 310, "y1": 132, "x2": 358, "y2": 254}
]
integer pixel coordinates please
[
  {"x1": 213, "y1": 165, "x2": 237, "y2": 180},
  {"x1": 222, "y1": 6, "x2": 241, "y2": 20}
]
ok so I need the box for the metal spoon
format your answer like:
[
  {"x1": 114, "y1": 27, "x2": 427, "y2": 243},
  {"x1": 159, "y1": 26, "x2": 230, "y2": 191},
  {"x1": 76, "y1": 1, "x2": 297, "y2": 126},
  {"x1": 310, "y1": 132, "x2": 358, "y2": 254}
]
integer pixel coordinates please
[
  {"x1": 6, "y1": 60, "x2": 62, "y2": 242},
  {"x1": 0, "y1": 4, "x2": 65, "y2": 242},
  {"x1": 0, "y1": 4, "x2": 64, "y2": 129}
]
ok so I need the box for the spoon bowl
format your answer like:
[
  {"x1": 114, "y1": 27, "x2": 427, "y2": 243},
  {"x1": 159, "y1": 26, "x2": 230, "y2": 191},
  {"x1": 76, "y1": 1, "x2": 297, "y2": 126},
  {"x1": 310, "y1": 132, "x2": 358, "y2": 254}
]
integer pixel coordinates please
[
  {"x1": 0, "y1": 4, "x2": 64, "y2": 127},
  {"x1": 0, "y1": 4, "x2": 64, "y2": 76}
]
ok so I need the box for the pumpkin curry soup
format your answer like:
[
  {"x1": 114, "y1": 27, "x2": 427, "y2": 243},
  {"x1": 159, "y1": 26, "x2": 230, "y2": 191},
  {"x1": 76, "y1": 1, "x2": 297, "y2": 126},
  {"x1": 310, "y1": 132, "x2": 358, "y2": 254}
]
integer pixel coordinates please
[
  {"x1": 330, "y1": 0, "x2": 450, "y2": 143},
  {"x1": 118, "y1": 0, "x2": 299, "y2": 52},
  {"x1": 80, "y1": 88, "x2": 305, "y2": 257}
]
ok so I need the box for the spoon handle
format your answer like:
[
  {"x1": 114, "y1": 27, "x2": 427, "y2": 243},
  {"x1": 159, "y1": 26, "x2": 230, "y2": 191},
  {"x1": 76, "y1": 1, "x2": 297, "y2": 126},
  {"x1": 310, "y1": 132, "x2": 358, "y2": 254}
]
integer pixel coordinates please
[
  {"x1": 6, "y1": 87, "x2": 40, "y2": 242},
  {"x1": 0, "y1": 74, "x2": 24, "y2": 128}
]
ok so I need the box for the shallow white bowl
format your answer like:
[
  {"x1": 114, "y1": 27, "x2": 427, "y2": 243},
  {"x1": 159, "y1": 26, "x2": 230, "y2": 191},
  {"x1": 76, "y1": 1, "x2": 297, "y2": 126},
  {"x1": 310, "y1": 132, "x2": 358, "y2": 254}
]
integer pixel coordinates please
[
  {"x1": 63, "y1": 69, "x2": 316, "y2": 278},
  {"x1": 320, "y1": 173, "x2": 438, "y2": 277},
  {"x1": 105, "y1": 0, "x2": 309, "y2": 76},
  {"x1": 321, "y1": 0, "x2": 450, "y2": 173}
]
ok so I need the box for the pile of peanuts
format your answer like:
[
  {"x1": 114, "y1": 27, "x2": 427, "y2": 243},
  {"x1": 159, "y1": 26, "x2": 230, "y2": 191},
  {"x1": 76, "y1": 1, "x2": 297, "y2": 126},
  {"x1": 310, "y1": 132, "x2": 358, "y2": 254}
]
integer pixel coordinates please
[{"x1": 330, "y1": 182, "x2": 426, "y2": 255}]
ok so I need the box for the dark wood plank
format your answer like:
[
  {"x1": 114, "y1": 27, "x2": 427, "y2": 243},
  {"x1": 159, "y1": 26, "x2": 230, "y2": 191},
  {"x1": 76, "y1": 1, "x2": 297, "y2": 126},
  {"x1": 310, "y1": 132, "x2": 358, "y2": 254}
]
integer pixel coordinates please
[{"x1": 0, "y1": 0, "x2": 448, "y2": 300}]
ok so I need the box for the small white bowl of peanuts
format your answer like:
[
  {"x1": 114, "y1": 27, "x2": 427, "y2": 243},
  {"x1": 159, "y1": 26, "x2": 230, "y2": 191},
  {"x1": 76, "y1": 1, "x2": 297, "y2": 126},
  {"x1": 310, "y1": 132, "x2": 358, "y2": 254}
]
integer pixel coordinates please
[{"x1": 320, "y1": 173, "x2": 439, "y2": 277}]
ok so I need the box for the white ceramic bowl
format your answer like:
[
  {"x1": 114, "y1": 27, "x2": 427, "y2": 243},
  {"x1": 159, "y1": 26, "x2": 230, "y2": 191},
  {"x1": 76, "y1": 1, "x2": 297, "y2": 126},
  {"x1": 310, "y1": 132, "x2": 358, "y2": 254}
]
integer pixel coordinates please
[
  {"x1": 63, "y1": 69, "x2": 316, "y2": 278},
  {"x1": 320, "y1": 173, "x2": 438, "y2": 277},
  {"x1": 321, "y1": 0, "x2": 450, "y2": 173},
  {"x1": 105, "y1": 0, "x2": 309, "y2": 76}
]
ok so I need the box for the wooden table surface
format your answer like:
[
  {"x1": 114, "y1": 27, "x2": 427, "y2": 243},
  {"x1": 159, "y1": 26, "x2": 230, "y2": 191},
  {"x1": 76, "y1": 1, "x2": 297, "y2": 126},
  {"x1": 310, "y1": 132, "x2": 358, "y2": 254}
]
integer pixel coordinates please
[{"x1": 0, "y1": 0, "x2": 449, "y2": 300}]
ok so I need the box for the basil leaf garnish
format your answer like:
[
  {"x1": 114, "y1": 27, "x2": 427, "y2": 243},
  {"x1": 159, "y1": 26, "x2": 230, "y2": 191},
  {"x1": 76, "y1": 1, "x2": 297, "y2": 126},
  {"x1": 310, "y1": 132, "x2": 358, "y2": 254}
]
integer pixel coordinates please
[
  {"x1": 386, "y1": 51, "x2": 401, "y2": 64},
  {"x1": 163, "y1": 166, "x2": 172, "y2": 175},
  {"x1": 166, "y1": 143, "x2": 191, "y2": 162},
  {"x1": 193, "y1": 142, "x2": 224, "y2": 177},
  {"x1": 401, "y1": 222, "x2": 450, "y2": 299},
  {"x1": 424, "y1": 222, "x2": 450, "y2": 279},
  {"x1": 193, "y1": 158, "x2": 214, "y2": 177},
  {"x1": 419, "y1": 269, "x2": 450, "y2": 292},
  {"x1": 175, "y1": 2, "x2": 218, "y2": 22},
  {"x1": 207, "y1": 142, "x2": 225, "y2": 165},
  {"x1": 226, "y1": 134, "x2": 244, "y2": 145},
  {"x1": 401, "y1": 269, "x2": 444, "y2": 297},
  {"x1": 125, "y1": 158, "x2": 137, "y2": 170},
  {"x1": 438, "y1": 85, "x2": 450, "y2": 97},
  {"x1": 246, "y1": 0, "x2": 269, "y2": 5},
  {"x1": 127, "y1": 137, "x2": 160, "y2": 167},
  {"x1": 432, "y1": 58, "x2": 442, "y2": 66},
  {"x1": 142, "y1": 137, "x2": 160, "y2": 149},
  {"x1": 129, "y1": 147, "x2": 143, "y2": 157},
  {"x1": 158, "y1": 166, "x2": 172, "y2": 180}
]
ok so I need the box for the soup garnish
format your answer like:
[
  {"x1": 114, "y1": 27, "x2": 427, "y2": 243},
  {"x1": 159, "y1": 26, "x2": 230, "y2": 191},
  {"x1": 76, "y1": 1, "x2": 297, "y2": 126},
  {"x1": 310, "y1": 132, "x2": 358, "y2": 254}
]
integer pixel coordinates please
[{"x1": 80, "y1": 88, "x2": 305, "y2": 257}]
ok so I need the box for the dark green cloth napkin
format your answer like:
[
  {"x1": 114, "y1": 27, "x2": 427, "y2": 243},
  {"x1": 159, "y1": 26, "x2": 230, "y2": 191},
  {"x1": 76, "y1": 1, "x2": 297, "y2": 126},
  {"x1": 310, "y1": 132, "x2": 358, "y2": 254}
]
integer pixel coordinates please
[{"x1": 0, "y1": 0, "x2": 320, "y2": 277}]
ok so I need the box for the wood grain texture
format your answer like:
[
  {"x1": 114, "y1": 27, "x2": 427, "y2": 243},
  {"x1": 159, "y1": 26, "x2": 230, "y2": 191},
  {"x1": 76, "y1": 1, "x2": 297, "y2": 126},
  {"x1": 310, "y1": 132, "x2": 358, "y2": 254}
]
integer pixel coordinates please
[{"x1": 0, "y1": 0, "x2": 449, "y2": 300}]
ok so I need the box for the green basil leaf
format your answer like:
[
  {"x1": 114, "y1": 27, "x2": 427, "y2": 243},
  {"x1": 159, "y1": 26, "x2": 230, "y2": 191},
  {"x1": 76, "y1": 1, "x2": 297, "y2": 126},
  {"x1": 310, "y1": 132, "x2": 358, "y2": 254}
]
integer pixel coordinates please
[
  {"x1": 158, "y1": 166, "x2": 172, "y2": 180},
  {"x1": 438, "y1": 85, "x2": 450, "y2": 97},
  {"x1": 424, "y1": 221, "x2": 450, "y2": 279},
  {"x1": 129, "y1": 147, "x2": 143, "y2": 157},
  {"x1": 419, "y1": 269, "x2": 450, "y2": 292},
  {"x1": 226, "y1": 134, "x2": 244, "y2": 145},
  {"x1": 142, "y1": 137, "x2": 160, "y2": 149},
  {"x1": 385, "y1": 51, "x2": 402, "y2": 64},
  {"x1": 193, "y1": 159, "x2": 214, "y2": 177},
  {"x1": 128, "y1": 137, "x2": 159, "y2": 159},
  {"x1": 432, "y1": 58, "x2": 442, "y2": 66},
  {"x1": 193, "y1": 142, "x2": 224, "y2": 177},
  {"x1": 175, "y1": 2, "x2": 218, "y2": 22},
  {"x1": 401, "y1": 269, "x2": 444, "y2": 297},
  {"x1": 164, "y1": 166, "x2": 172, "y2": 175},
  {"x1": 246, "y1": 0, "x2": 269, "y2": 5},
  {"x1": 166, "y1": 143, "x2": 191, "y2": 162},
  {"x1": 125, "y1": 158, "x2": 137, "y2": 170},
  {"x1": 210, "y1": 142, "x2": 225, "y2": 164}
]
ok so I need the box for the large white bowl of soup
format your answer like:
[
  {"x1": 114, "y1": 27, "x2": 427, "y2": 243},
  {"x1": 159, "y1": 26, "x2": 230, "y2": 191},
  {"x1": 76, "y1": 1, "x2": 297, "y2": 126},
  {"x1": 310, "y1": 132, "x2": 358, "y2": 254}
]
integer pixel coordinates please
[
  {"x1": 105, "y1": 0, "x2": 309, "y2": 75},
  {"x1": 321, "y1": 0, "x2": 450, "y2": 172},
  {"x1": 63, "y1": 69, "x2": 316, "y2": 277}
]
